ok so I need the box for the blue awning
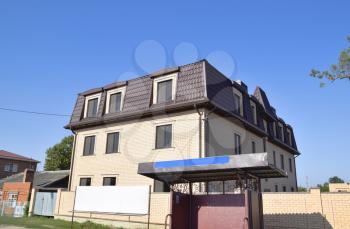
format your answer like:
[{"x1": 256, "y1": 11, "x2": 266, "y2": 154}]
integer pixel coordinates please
[{"x1": 138, "y1": 153, "x2": 286, "y2": 184}]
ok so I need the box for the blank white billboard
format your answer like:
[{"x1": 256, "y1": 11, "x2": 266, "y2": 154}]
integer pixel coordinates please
[{"x1": 74, "y1": 186, "x2": 150, "y2": 215}]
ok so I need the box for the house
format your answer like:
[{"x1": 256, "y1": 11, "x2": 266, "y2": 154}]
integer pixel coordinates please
[
  {"x1": 66, "y1": 59, "x2": 299, "y2": 192},
  {"x1": 329, "y1": 183, "x2": 350, "y2": 192},
  {"x1": 0, "y1": 169, "x2": 69, "y2": 202},
  {"x1": 57, "y1": 60, "x2": 299, "y2": 227},
  {"x1": 0, "y1": 169, "x2": 69, "y2": 217},
  {"x1": 0, "y1": 150, "x2": 39, "y2": 179}
]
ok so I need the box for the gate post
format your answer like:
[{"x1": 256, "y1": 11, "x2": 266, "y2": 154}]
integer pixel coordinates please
[
  {"x1": 28, "y1": 188, "x2": 37, "y2": 217},
  {"x1": 189, "y1": 182, "x2": 193, "y2": 229}
]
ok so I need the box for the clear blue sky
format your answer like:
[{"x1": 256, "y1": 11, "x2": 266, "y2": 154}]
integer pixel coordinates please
[{"x1": 0, "y1": 1, "x2": 349, "y2": 187}]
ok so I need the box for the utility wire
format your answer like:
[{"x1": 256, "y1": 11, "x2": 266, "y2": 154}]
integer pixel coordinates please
[{"x1": 0, "y1": 107, "x2": 70, "y2": 117}]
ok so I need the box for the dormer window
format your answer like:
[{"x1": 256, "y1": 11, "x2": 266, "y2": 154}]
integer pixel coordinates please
[
  {"x1": 106, "y1": 87, "x2": 126, "y2": 114},
  {"x1": 84, "y1": 94, "x2": 101, "y2": 118},
  {"x1": 153, "y1": 73, "x2": 177, "y2": 104},
  {"x1": 233, "y1": 94, "x2": 241, "y2": 115},
  {"x1": 273, "y1": 122, "x2": 277, "y2": 137},
  {"x1": 232, "y1": 87, "x2": 243, "y2": 116},
  {"x1": 157, "y1": 80, "x2": 172, "y2": 103},
  {"x1": 277, "y1": 123, "x2": 284, "y2": 141},
  {"x1": 263, "y1": 119, "x2": 268, "y2": 132},
  {"x1": 286, "y1": 129, "x2": 292, "y2": 145},
  {"x1": 250, "y1": 101, "x2": 257, "y2": 124}
]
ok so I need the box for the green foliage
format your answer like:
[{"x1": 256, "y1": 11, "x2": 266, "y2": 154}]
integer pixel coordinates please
[
  {"x1": 44, "y1": 135, "x2": 74, "y2": 171},
  {"x1": 23, "y1": 203, "x2": 29, "y2": 217},
  {"x1": 0, "y1": 216, "x2": 123, "y2": 229},
  {"x1": 329, "y1": 176, "x2": 344, "y2": 183},
  {"x1": 316, "y1": 176, "x2": 344, "y2": 192},
  {"x1": 298, "y1": 186, "x2": 307, "y2": 192},
  {"x1": 317, "y1": 183, "x2": 330, "y2": 192},
  {"x1": 310, "y1": 35, "x2": 350, "y2": 86}
]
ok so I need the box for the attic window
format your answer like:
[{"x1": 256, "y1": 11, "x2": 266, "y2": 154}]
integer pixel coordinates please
[
  {"x1": 106, "y1": 87, "x2": 126, "y2": 114},
  {"x1": 157, "y1": 80, "x2": 172, "y2": 103},
  {"x1": 233, "y1": 94, "x2": 241, "y2": 114},
  {"x1": 286, "y1": 129, "x2": 292, "y2": 145},
  {"x1": 232, "y1": 87, "x2": 243, "y2": 116},
  {"x1": 278, "y1": 123, "x2": 284, "y2": 141},
  {"x1": 153, "y1": 73, "x2": 177, "y2": 104},
  {"x1": 84, "y1": 93, "x2": 101, "y2": 118},
  {"x1": 250, "y1": 102, "x2": 257, "y2": 124},
  {"x1": 263, "y1": 119, "x2": 268, "y2": 132}
]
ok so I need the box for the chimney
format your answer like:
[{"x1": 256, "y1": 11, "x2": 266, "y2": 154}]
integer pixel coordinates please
[
  {"x1": 23, "y1": 169, "x2": 35, "y2": 183},
  {"x1": 233, "y1": 80, "x2": 248, "y2": 92}
]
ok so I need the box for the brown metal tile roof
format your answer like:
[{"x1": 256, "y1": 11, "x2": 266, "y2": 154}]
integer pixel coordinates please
[{"x1": 65, "y1": 59, "x2": 299, "y2": 154}]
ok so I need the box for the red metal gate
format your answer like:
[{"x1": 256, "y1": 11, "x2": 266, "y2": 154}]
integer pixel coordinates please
[{"x1": 171, "y1": 190, "x2": 262, "y2": 229}]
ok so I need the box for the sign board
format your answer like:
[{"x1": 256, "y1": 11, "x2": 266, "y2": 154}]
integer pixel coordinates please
[{"x1": 74, "y1": 186, "x2": 150, "y2": 215}]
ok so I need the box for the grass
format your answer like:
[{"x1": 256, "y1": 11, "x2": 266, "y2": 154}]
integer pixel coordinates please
[{"x1": 0, "y1": 216, "x2": 125, "y2": 229}]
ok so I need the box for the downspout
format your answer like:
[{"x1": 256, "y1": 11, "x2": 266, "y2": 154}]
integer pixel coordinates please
[
  {"x1": 194, "y1": 104, "x2": 203, "y2": 158},
  {"x1": 293, "y1": 154, "x2": 300, "y2": 191},
  {"x1": 68, "y1": 128, "x2": 77, "y2": 191}
]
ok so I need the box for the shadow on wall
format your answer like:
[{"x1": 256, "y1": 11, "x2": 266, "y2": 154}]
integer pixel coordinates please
[{"x1": 264, "y1": 213, "x2": 333, "y2": 229}]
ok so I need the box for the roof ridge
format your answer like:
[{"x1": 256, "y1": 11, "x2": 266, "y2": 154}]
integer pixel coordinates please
[
  {"x1": 0, "y1": 149, "x2": 38, "y2": 162},
  {"x1": 79, "y1": 59, "x2": 207, "y2": 95}
]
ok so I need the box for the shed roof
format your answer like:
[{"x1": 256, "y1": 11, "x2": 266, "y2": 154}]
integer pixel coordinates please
[
  {"x1": 138, "y1": 153, "x2": 286, "y2": 184},
  {"x1": 0, "y1": 170, "x2": 69, "y2": 189}
]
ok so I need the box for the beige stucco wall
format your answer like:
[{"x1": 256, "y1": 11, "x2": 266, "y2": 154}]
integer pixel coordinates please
[
  {"x1": 57, "y1": 109, "x2": 300, "y2": 227},
  {"x1": 70, "y1": 109, "x2": 297, "y2": 193},
  {"x1": 263, "y1": 141, "x2": 297, "y2": 192},
  {"x1": 329, "y1": 183, "x2": 350, "y2": 193},
  {"x1": 70, "y1": 110, "x2": 203, "y2": 190},
  {"x1": 206, "y1": 112, "x2": 297, "y2": 193},
  {"x1": 263, "y1": 188, "x2": 350, "y2": 229}
]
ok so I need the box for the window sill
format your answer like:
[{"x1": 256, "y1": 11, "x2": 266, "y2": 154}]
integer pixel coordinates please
[
  {"x1": 105, "y1": 152, "x2": 121, "y2": 155},
  {"x1": 152, "y1": 147, "x2": 175, "y2": 151},
  {"x1": 81, "y1": 154, "x2": 96, "y2": 157}
]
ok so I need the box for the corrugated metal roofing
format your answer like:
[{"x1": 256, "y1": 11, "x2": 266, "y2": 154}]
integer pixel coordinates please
[{"x1": 0, "y1": 170, "x2": 69, "y2": 189}]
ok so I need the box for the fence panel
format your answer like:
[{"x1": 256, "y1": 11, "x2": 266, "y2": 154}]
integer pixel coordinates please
[
  {"x1": 33, "y1": 192, "x2": 57, "y2": 217},
  {"x1": 0, "y1": 200, "x2": 28, "y2": 217}
]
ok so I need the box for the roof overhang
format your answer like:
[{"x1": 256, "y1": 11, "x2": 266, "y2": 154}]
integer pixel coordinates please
[{"x1": 138, "y1": 153, "x2": 286, "y2": 184}]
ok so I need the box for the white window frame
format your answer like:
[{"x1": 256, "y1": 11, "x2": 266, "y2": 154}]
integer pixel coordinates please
[
  {"x1": 154, "y1": 122, "x2": 174, "y2": 149},
  {"x1": 12, "y1": 164, "x2": 18, "y2": 173},
  {"x1": 278, "y1": 123, "x2": 284, "y2": 141},
  {"x1": 102, "y1": 175, "x2": 119, "y2": 186},
  {"x1": 79, "y1": 176, "x2": 93, "y2": 186},
  {"x1": 4, "y1": 164, "x2": 10, "y2": 172},
  {"x1": 286, "y1": 128, "x2": 292, "y2": 144},
  {"x1": 105, "y1": 87, "x2": 126, "y2": 114},
  {"x1": 84, "y1": 93, "x2": 101, "y2": 118},
  {"x1": 82, "y1": 135, "x2": 97, "y2": 156},
  {"x1": 105, "y1": 130, "x2": 121, "y2": 154},
  {"x1": 152, "y1": 73, "x2": 177, "y2": 104},
  {"x1": 273, "y1": 122, "x2": 277, "y2": 137},
  {"x1": 232, "y1": 88, "x2": 243, "y2": 116},
  {"x1": 250, "y1": 101, "x2": 257, "y2": 125},
  {"x1": 251, "y1": 139, "x2": 256, "y2": 153},
  {"x1": 263, "y1": 119, "x2": 268, "y2": 132},
  {"x1": 8, "y1": 192, "x2": 18, "y2": 201},
  {"x1": 234, "y1": 132, "x2": 242, "y2": 155}
]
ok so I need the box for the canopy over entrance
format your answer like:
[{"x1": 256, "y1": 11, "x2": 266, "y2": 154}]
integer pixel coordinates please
[{"x1": 138, "y1": 153, "x2": 286, "y2": 184}]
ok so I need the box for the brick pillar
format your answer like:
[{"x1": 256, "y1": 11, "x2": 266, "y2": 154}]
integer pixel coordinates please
[{"x1": 23, "y1": 169, "x2": 35, "y2": 183}]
